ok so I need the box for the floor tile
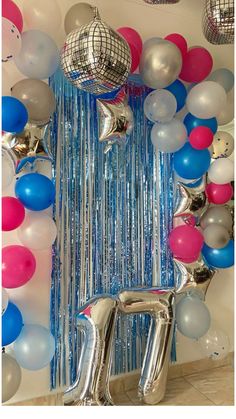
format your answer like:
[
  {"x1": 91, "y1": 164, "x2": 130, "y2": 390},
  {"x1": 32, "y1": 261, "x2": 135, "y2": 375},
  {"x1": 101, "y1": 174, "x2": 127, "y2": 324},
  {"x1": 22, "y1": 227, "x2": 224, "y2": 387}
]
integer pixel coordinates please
[{"x1": 184, "y1": 365, "x2": 234, "y2": 406}]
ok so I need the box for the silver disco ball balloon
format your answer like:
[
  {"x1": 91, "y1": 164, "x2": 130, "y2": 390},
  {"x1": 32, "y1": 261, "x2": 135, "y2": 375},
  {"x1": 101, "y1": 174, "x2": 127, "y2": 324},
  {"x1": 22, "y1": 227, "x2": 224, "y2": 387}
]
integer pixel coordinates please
[
  {"x1": 202, "y1": 0, "x2": 234, "y2": 44},
  {"x1": 60, "y1": 13, "x2": 131, "y2": 95}
]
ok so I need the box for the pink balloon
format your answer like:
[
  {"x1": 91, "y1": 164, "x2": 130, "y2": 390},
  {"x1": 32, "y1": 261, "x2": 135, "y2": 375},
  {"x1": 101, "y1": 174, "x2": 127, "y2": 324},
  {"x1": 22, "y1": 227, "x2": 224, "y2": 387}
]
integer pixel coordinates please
[
  {"x1": 179, "y1": 47, "x2": 213, "y2": 83},
  {"x1": 165, "y1": 33, "x2": 188, "y2": 60},
  {"x1": 2, "y1": 245, "x2": 36, "y2": 289},
  {"x1": 169, "y1": 225, "x2": 204, "y2": 261},
  {"x1": 2, "y1": 196, "x2": 25, "y2": 231},
  {"x1": 117, "y1": 27, "x2": 143, "y2": 55},
  {"x1": 129, "y1": 42, "x2": 141, "y2": 73},
  {"x1": 206, "y1": 182, "x2": 233, "y2": 205},
  {"x1": 2, "y1": 0, "x2": 23, "y2": 33},
  {"x1": 189, "y1": 126, "x2": 214, "y2": 150}
]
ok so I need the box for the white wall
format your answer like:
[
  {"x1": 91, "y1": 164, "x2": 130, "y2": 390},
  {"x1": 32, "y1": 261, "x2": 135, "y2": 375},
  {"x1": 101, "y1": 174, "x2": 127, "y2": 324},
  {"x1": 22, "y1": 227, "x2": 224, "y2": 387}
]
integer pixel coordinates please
[{"x1": 2, "y1": 0, "x2": 234, "y2": 403}]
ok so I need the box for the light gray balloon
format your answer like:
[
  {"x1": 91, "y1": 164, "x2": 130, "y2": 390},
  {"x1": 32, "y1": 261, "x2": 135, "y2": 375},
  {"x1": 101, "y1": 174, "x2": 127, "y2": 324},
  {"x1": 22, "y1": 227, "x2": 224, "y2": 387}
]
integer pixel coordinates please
[
  {"x1": 14, "y1": 324, "x2": 55, "y2": 370},
  {"x1": 64, "y1": 3, "x2": 95, "y2": 35},
  {"x1": 2, "y1": 353, "x2": 22, "y2": 403},
  {"x1": 176, "y1": 295, "x2": 211, "y2": 339},
  {"x1": 208, "y1": 68, "x2": 234, "y2": 93},
  {"x1": 144, "y1": 89, "x2": 177, "y2": 123},
  {"x1": 208, "y1": 157, "x2": 234, "y2": 184},
  {"x1": 186, "y1": 81, "x2": 227, "y2": 119},
  {"x1": 151, "y1": 118, "x2": 187, "y2": 153},
  {"x1": 203, "y1": 224, "x2": 230, "y2": 249},
  {"x1": 211, "y1": 131, "x2": 234, "y2": 159},
  {"x1": 139, "y1": 39, "x2": 182, "y2": 89},
  {"x1": 11, "y1": 79, "x2": 56, "y2": 125},
  {"x1": 217, "y1": 95, "x2": 234, "y2": 126},
  {"x1": 200, "y1": 206, "x2": 233, "y2": 232}
]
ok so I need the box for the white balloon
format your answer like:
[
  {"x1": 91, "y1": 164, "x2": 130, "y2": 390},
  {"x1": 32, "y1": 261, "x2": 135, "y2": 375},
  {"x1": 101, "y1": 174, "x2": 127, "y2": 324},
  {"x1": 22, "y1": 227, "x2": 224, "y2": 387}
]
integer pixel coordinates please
[
  {"x1": 23, "y1": 0, "x2": 61, "y2": 39},
  {"x1": 2, "y1": 288, "x2": 9, "y2": 315},
  {"x1": 208, "y1": 158, "x2": 234, "y2": 184},
  {"x1": 2, "y1": 18, "x2": 22, "y2": 62},
  {"x1": 144, "y1": 89, "x2": 177, "y2": 123},
  {"x1": 186, "y1": 81, "x2": 227, "y2": 119},
  {"x1": 151, "y1": 118, "x2": 187, "y2": 153},
  {"x1": 17, "y1": 212, "x2": 57, "y2": 250},
  {"x1": 199, "y1": 325, "x2": 230, "y2": 361}
]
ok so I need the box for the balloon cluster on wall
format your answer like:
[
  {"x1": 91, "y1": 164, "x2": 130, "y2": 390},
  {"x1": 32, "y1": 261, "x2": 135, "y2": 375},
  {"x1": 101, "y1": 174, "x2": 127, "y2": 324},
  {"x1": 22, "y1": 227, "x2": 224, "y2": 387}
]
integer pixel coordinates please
[{"x1": 2, "y1": 0, "x2": 57, "y2": 403}]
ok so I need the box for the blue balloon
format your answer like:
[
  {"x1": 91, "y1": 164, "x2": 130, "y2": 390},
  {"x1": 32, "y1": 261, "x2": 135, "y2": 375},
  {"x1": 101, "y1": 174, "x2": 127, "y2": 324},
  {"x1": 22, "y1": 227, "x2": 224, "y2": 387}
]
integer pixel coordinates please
[
  {"x1": 95, "y1": 87, "x2": 122, "y2": 100},
  {"x1": 202, "y1": 240, "x2": 234, "y2": 269},
  {"x1": 183, "y1": 177, "x2": 203, "y2": 188},
  {"x1": 165, "y1": 79, "x2": 187, "y2": 112},
  {"x1": 2, "y1": 96, "x2": 28, "y2": 133},
  {"x1": 2, "y1": 302, "x2": 23, "y2": 346},
  {"x1": 184, "y1": 113, "x2": 218, "y2": 135},
  {"x1": 15, "y1": 173, "x2": 55, "y2": 211},
  {"x1": 174, "y1": 143, "x2": 211, "y2": 179}
]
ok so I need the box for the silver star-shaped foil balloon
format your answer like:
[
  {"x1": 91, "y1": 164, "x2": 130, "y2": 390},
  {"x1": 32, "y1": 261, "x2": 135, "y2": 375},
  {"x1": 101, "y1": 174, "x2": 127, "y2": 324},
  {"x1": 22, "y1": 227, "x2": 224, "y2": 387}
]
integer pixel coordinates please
[
  {"x1": 2, "y1": 123, "x2": 52, "y2": 174},
  {"x1": 174, "y1": 179, "x2": 207, "y2": 219},
  {"x1": 96, "y1": 90, "x2": 134, "y2": 153},
  {"x1": 174, "y1": 256, "x2": 217, "y2": 298}
]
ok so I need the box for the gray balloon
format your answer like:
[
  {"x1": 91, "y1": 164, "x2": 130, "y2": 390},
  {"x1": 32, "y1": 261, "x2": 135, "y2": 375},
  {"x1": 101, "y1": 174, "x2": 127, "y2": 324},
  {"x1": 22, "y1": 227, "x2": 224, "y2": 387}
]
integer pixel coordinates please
[
  {"x1": 217, "y1": 95, "x2": 234, "y2": 126},
  {"x1": 139, "y1": 39, "x2": 182, "y2": 89},
  {"x1": 2, "y1": 353, "x2": 22, "y2": 403},
  {"x1": 64, "y1": 2, "x2": 95, "y2": 35},
  {"x1": 208, "y1": 68, "x2": 234, "y2": 93},
  {"x1": 200, "y1": 206, "x2": 233, "y2": 233},
  {"x1": 11, "y1": 79, "x2": 56, "y2": 126},
  {"x1": 151, "y1": 118, "x2": 187, "y2": 152},
  {"x1": 203, "y1": 223, "x2": 230, "y2": 249},
  {"x1": 176, "y1": 295, "x2": 211, "y2": 339}
]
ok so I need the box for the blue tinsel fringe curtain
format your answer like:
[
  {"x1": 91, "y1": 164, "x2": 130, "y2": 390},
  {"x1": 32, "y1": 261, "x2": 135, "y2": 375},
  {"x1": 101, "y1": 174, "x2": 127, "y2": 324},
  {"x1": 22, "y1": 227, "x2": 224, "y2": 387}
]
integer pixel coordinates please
[{"x1": 49, "y1": 70, "x2": 175, "y2": 390}]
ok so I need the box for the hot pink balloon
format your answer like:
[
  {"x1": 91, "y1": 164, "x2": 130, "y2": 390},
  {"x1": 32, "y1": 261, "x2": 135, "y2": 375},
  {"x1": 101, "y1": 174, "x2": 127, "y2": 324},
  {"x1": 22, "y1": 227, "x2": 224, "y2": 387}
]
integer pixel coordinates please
[
  {"x1": 164, "y1": 33, "x2": 188, "y2": 60},
  {"x1": 2, "y1": 245, "x2": 36, "y2": 289},
  {"x1": 206, "y1": 182, "x2": 233, "y2": 205},
  {"x1": 169, "y1": 225, "x2": 204, "y2": 262},
  {"x1": 189, "y1": 126, "x2": 214, "y2": 150},
  {"x1": 179, "y1": 47, "x2": 213, "y2": 83},
  {"x1": 117, "y1": 27, "x2": 143, "y2": 55},
  {"x1": 2, "y1": 0, "x2": 23, "y2": 33},
  {"x1": 2, "y1": 196, "x2": 25, "y2": 231}
]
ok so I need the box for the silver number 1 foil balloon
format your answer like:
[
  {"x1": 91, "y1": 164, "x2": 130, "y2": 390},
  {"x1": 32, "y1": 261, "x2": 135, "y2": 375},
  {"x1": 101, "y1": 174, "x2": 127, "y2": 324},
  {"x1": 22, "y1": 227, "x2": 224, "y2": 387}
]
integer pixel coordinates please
[
  {"x1": 118, "y1": 288, "x2": 175, "y2": 405},
  {"x1": 2, "y1": 123, "x2": 52, "y2": 174},
  {"x1": 63, "y1": 295, "x2": 118, "y2": 406},
  {"x1": 97, "y1": 90, "x2": 133, "y2": 153}
]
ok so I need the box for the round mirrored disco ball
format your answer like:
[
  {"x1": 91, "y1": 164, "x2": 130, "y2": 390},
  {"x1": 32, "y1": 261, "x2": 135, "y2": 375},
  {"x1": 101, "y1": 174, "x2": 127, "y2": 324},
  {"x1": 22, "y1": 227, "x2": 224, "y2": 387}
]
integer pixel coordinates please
[
  {"x1": 202, "y1": 0, "x2": 234, "y2": 45},
  {"x1": 60, "y1": 13, "x2": 131, "y2": 95}
]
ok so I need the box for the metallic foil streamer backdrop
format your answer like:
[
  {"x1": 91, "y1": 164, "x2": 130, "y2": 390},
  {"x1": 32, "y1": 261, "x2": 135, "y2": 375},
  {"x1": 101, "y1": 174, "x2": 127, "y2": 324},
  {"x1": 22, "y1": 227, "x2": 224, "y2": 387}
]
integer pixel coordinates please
[
  {"x1": 202, "y1": 0, "x2": 234, "y2": 44},
  {"x1": 49, "y1": 70, "x2": 175, "y2": 390}
]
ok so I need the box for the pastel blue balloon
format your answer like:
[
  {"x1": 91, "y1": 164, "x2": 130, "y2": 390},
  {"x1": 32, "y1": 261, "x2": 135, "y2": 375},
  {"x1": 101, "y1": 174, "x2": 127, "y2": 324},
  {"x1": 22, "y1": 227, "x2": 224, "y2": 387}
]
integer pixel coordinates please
[
  {"x1": 2, "y1": 96, "x2": 28, "y2": 133},
  {"x1": 202, "y1": 240, "x2": 234, "y2": 269},
  {"x1": 184, "y1": 113, "x2": 218, "y2": 135},
  {"x1": 15, "y1": 173, "x2": 55, "y2": 211},
  {"x1": 13, "y1": 324, "x2": 55, "y2": 370},
  {"x1": 2, "y1": 302, "x2": 23, "y2": 346},
  {"x1": 208, "y1": 68, "x2": 234, "y2": 93},
  {"x1": 165, "y1": 79, "x2": 187, "y2": 112},
  {"x1": 176, "y1": 295, "x2": 211, "y2": 339},
  {"x1": 174, "y1": 143, "x2": 211, "y2": 179}
]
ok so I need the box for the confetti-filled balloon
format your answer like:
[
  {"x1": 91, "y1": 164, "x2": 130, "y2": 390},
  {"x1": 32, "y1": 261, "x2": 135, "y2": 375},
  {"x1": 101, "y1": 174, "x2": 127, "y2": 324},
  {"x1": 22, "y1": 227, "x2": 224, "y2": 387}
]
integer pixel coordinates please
[
  {"x1": 211, "y1": 131, "x2": 234, "y2": 159},
  {"x1": 2, "y1": 17, "x2": 22, "y2": 62},
  {"x1": 144, "y1": 89, "x2": 177, "y2": 123},
  {"x1": 2, "y1": 197, "x2": 25, "y2": 231},
  {"x1": 199, "y1": 325, "x2": 230, "y2": 361},
  {"x1": 2, "y1": 0, "x2": 23, "y2": 32}
]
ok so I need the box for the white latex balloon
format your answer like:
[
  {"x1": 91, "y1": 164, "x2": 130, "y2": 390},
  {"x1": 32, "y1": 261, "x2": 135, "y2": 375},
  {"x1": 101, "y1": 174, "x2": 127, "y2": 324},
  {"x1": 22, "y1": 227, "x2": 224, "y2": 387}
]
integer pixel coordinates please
[
  {"x1": 2, "y1": 288, "x2": 9, "y2": 315},
  {"x1": 151, "y1": 118, "x2": 187, "y2": 153},
  {"x1": 208, "y1": 158, "x2": 234, "y2": 184},
  {"x1": 23, "y1": 0, "x2": 61, "y2": 39},
  {"x1": 144, "y1": 89, "x2": 177, "y2": 123},
  {"x1": 186, "y1": 81, "x2": 227, "y2": 119},
  {"x1": 2, "y1": 18, "x2": 22, "y2": 62},
  {"x1": 17, "y1": 212, "x2": 57, "y2": 250},
  {"x1": 199, "y1": 325, "x2": 230, "y2": 361},
  {"x1": 217, "y1": 90, "x2": 234, "y2": 126},
  {"x1": 2, "y1": 149, "x2": 15, "y2": 190}
]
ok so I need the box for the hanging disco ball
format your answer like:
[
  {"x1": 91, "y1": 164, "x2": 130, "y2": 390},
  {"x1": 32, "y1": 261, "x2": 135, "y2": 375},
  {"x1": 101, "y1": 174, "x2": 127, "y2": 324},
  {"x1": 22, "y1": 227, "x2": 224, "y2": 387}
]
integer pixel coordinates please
[
  {"x1": 202, "y1": 0, "x2": 234, "y2": 44},
  {"x1": 60, "y1": 11, "x2": 131, "y2": 95}
]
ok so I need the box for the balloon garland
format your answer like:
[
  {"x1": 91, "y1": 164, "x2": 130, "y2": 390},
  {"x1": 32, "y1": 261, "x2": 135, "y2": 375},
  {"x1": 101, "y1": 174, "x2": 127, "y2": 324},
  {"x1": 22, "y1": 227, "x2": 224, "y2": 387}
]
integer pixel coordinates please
[{"x1": 2, "y1": 0, "x2": 234, "y2": 405}]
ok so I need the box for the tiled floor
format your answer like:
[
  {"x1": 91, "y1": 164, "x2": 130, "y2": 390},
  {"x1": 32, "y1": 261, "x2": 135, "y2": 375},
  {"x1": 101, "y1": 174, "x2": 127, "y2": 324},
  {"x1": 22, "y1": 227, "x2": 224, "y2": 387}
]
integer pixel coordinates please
[{"x1": 113, "y1": 365, "x2": 234, "y2": 406}]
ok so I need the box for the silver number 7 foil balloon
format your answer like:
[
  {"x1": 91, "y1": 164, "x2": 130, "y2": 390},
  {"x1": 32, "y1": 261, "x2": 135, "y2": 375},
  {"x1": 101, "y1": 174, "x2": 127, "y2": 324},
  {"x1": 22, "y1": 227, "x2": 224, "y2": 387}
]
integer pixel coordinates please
[
  {"x1": 63, "y1": 295, "x2": 118, "y2": 406},
  {"x1": 118, "y1": 288, "x2": 175, "y2": 405}
]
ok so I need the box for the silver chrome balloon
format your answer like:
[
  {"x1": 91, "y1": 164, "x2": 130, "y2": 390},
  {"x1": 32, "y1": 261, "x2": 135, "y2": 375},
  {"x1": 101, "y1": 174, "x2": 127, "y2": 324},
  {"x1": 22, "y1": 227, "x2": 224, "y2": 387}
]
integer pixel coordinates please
[
  {"x1": 174, "y1": 181, "x2": 207, "y2": 219},
  {"x1": 60, "y1": 12, "x2": 131, "y2": 95},
  {"x1": 97, "y1": 90, "x2": 133, "y2": 153},
  {"x1": 118, "y1": 288, "x2": 175, "y2": 405},
  {"x1": 174, "y1": 256, "x2": 216, "y2": 298},
  {"x1": 63, "y1": 295, "x2": 118, "y2": 406},
  {"x1": 2, "y1": 123, "x2": 52, "y2": 174}
]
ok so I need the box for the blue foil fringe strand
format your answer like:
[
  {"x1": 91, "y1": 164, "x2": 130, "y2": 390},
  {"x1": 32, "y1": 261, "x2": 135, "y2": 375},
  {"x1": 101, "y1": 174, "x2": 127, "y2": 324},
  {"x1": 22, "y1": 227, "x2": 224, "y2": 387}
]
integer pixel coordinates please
[{"x1": 49, "y1": 70, "x2": 175, "y2": 391}]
